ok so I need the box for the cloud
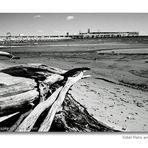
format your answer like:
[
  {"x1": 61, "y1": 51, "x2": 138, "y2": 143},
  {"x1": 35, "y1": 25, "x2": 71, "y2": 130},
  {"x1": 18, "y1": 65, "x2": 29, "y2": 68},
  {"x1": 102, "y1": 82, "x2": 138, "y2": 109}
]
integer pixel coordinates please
[
  {"x1": 66, "y1": 16, "x2": 74, "y2": 21},
  {"x1": 34, "y1": 15, "x2": 41, "y2": 18},
  {"x1": 37, "y1": 30, "x2": 44, "y2": 33}
]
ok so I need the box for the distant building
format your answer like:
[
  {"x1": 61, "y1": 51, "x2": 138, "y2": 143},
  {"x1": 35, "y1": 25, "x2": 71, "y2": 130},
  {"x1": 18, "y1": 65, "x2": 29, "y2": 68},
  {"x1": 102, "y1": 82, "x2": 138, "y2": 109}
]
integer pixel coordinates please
[
  {"x1": 6, "y1": 32, "x2": 12, "y2": 40},
  {"x1": 78, "y1": 29, "x2": 139, "y2": 39}
]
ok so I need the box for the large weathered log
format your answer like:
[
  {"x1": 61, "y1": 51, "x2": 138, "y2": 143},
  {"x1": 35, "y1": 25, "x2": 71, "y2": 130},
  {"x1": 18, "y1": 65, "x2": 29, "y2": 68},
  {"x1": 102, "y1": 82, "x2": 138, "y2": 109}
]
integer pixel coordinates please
[
  {"x1": 16, "y1": 87, "x2": 62, "y2": 132},
  {"x1": 0, "y1": 82, "x2": 35, "y2": 97},
  {"x1": 0, "y1": 89, "x2": 39, "y2": 116},
  {"x1": 0, "y1": 72, "x2": 37, "y2": 106},
  {"x1": 0, "y1": 64, "x2": 66, "y2": 80},
  {"x1": 0, "y1": 72, "x2": 36, "y2": 86},
  {"x1": 39, "y1": 72, "x2": 84, "y2": 132}
]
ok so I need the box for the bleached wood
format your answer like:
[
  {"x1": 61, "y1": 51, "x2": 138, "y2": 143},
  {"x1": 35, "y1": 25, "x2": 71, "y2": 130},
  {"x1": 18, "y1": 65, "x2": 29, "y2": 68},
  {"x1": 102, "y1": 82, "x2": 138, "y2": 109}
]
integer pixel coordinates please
[
  {"x1": 0, "y1": 82, "x2": 35, "y2": 97},
  {"x1": 16, "y1": 87, "x2": 62, "y2": 132},
  {"x1": 9, "y1": 110, "x2": 32, "y2": 132},
  {"x1": 82, "y1": 75, "x2": 91, "y2": 79},
  {"x1": 0, "y1": 72, "x2": 36, "y2": 86},
  {"x1": 39, "y1": 72, "x2": 84, "y2": 132},
  {"x1": 43, "y1": 74, "x2": 64, "y2": 84},
  {"x1": 0, "y1": 89, "x2": 38, "y2": 116},
  {"x1": 0, "y1": 112, "x2": 19, "y2": 123}
]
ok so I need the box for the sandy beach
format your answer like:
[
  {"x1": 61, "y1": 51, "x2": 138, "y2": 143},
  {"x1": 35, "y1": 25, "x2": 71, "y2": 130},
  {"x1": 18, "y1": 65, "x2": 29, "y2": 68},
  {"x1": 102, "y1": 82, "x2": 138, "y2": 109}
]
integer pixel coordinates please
[{"x1": 0, "y1": 39, "x2": 148, "y2": 132}]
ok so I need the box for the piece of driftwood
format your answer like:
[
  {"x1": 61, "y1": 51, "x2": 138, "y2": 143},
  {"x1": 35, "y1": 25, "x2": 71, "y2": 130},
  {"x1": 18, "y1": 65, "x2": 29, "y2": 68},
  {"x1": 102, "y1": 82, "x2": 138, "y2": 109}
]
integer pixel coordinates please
[
  {"x1": 0, "y1": 112, "x2": 19, "y2": 123},
  {"x1": 62, "y1": 67, "x2": 90, "y2": 77},
  {"x1": 0, "y1": 82, "x2": 35, "y2": 97},
  {"x1": 43, "y1": 74, "x2": 64, "y2": 85},
  {"x1": 0, "y1": 64, "x2": 66, "y2": 80},
  {"x1": 16, "y1": 87, "x2": 62, "y2": 132},
  {"x1": 0, "y1": 51, "x2": 14, "y2": 60},
  {"x1": 0, "y1": 89, "x2": 38, "y2": 116},
  {"x1": 9, "y1": 110, "x2": 32, "y2": 132},
  {"x1": 0, "y1": 72, "x2": 36, "y2": 86},
  {"x1": 38, "y1": 72, "x2": 84, "y2": 132}
]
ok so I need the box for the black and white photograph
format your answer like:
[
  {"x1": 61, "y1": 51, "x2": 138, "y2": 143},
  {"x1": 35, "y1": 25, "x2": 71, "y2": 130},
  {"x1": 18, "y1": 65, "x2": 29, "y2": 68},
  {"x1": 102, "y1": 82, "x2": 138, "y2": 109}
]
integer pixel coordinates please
[{"x1": 0, "y1": 13, "x2": 148, "y2": 133}]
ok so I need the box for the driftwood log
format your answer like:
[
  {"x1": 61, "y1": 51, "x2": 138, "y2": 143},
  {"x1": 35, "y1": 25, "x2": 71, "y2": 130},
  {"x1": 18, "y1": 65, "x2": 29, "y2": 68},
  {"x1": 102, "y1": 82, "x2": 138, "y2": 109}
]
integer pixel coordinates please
[{"x1": 0, "y1": 63, "x2": 118, "y2": 132}]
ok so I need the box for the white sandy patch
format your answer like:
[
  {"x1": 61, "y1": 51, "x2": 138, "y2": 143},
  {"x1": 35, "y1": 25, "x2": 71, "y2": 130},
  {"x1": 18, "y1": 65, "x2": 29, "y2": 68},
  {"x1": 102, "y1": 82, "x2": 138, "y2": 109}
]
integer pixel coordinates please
[{"x1": 70, "y1": 78, "x2": 148, "y2": 132}]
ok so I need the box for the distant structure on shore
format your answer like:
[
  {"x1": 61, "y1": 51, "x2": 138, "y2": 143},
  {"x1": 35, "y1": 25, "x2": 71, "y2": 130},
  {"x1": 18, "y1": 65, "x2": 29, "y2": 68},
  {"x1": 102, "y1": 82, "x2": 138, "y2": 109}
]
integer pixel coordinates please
[
  {"x1": 0, "y1": 29, "x2": 139, "y2": 43},
  {"x1": 77, "y1": 29, "x2": 139, "y2": 38}
]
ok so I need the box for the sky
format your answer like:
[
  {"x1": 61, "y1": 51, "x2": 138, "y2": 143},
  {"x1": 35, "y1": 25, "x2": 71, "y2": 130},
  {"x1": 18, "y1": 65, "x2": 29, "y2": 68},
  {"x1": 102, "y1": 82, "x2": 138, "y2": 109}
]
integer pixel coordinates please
[{"x1": 0, "y1": 13, "x2": 148, "y2": 36}]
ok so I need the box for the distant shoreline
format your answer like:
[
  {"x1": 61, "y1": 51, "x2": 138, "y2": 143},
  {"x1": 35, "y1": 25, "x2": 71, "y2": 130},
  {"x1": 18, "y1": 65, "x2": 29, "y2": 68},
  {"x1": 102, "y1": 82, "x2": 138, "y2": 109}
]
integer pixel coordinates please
[{"x1": 1, "y1": 36, "x2": 148, "y2": 46}]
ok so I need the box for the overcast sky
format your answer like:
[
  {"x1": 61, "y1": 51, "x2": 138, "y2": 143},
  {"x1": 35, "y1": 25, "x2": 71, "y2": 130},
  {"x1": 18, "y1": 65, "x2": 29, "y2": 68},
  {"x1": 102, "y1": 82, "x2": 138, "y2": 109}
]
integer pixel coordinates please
[{"x1": 0, "y1": 13, "x2": 148, "y2": 36}]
